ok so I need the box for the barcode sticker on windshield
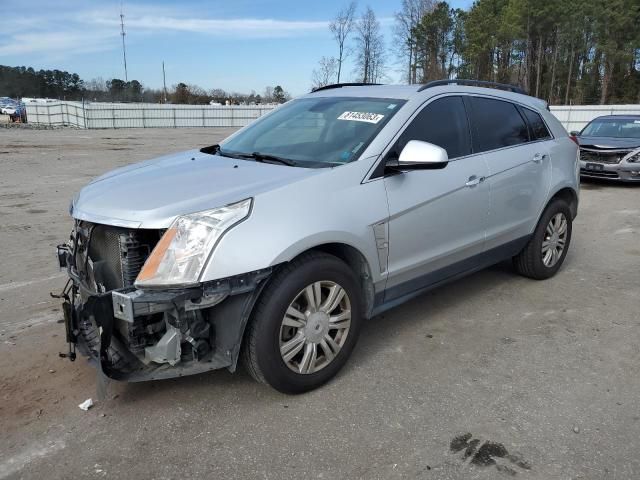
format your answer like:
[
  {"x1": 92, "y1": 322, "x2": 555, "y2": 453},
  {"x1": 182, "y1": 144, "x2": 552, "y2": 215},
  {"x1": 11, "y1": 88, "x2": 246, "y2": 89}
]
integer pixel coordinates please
[{"x1": 338, "y1": 111, "x2": 385, "y2": 124}]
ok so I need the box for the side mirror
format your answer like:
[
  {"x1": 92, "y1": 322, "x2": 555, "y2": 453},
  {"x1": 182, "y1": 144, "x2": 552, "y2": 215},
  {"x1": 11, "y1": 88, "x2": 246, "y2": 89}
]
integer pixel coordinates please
[
  {"x1": 388, "y1": 140, "x2": 449, "y2": 171},
  {"x1": 569, "y1": 131, "x2": 581, "y2": 137}
]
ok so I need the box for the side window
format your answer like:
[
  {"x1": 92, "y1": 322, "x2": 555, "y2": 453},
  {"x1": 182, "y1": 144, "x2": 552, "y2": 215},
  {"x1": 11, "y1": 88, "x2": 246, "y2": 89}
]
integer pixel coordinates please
[
  {"x1": 396, "y1": 96, "x2": 471, "y2": 159},
  {"x1": 468, "y1": 97, "x2": 529, "y2": 152},
  {"x1": 521, "y1": 107, "x2": 552, "y2": 140}
]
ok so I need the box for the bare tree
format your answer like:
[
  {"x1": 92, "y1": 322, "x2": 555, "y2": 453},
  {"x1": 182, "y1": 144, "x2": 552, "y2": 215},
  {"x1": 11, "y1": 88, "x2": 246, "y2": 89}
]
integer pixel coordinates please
[
  {"x1": 393, "y1": 0, "x2": 434, "y2": 83},
  {"x1": 263, "y1": 86, "x2": 274, "y2": 103},
  {"x1": 86, "y1": 77, "x2": 107, "y2": 92},
  {"x1": 354, "y1": 6, "x2": 386, "y2": 83},
  {"x1": 311, "y1": 57, "x2": 339, "y2": 89},
  {"x1": 329, "y1": 2, "x2": 357, "y2": 83}
]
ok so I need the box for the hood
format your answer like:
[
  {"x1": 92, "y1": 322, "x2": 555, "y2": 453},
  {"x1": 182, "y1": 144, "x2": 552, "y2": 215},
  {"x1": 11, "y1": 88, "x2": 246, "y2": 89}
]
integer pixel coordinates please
[
  {"x1": 577, "y1": 136, "x2": 640, "y2": 150},
  {"x1": 72, "y1": 149, "x2": 319, "y2": 228}
]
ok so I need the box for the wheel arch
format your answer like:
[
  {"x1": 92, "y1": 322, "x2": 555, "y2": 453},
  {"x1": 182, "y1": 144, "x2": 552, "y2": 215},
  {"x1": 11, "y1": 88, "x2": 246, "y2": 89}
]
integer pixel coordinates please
[
  {"x1": 285, "y1": 243, "x2": 377, "y2": 319},
  {"x1": 548, "y1": 186, "x2": 579, "y2": 220}
]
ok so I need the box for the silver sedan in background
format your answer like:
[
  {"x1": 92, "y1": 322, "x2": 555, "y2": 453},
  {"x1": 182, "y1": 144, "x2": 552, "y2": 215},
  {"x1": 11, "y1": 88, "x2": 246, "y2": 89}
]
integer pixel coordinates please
[{"x1": 573, "y1": 115, "x2": 640, "y2": 182}]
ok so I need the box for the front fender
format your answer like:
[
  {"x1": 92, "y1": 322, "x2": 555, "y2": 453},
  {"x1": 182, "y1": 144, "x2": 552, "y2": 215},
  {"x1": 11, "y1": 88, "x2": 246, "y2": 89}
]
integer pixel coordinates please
[{"x1": 199, "y1": 166, "x2": 390, "y2": 285}]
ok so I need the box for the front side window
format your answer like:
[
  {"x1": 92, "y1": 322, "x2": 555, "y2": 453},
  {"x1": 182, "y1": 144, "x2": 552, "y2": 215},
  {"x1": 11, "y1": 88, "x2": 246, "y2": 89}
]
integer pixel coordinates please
[
  {"x1": 395, "y1": 96, "x2": 471, "y2": 159},
  {"x1": 469, "y1": 97, "x2": 529, "y2": 152},
  {"x1": 220, "y1": 97, "x2": 405, "y2": 167}
]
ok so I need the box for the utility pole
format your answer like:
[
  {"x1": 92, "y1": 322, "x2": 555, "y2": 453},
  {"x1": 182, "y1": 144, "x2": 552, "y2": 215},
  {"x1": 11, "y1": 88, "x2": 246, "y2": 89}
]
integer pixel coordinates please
[
  {"x1": 120, "y1": 2, "x2": 128, "y2": 82},
  {"x1": 162, "y1": 61, "x2": 168, "y2": 104}
]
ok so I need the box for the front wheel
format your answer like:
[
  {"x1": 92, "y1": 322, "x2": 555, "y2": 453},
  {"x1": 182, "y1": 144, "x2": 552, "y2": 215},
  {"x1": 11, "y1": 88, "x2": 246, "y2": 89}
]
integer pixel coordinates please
[
  {"x1": 242, "y1": 252, "x2": 363, "y2": 394},
  {"x1": 513, "y1": 198, "x2": 572, "y2": 280}
]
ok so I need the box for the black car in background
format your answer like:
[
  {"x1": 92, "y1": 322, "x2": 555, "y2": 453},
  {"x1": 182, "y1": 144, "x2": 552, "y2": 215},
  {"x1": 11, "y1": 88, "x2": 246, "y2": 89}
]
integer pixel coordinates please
[{"x1": 573, "y1": 115, "x2": 640, "y2": 183}]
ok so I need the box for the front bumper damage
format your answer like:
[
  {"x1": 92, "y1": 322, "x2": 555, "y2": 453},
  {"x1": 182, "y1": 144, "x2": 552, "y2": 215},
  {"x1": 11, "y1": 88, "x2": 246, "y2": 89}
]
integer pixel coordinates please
[
  {"x1": 579, "y1": 159, "x2": 640, "y2": 182},
  {"x1": 56, "y1": 241, "x2": 272, "y2": 382}
]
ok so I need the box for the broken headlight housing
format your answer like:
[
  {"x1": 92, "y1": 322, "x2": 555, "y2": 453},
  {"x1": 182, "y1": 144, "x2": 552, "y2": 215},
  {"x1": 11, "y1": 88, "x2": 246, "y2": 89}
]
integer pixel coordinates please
[
  {"x1": 624, "y1": 149, "x2": 640, "y2": 163},
  {"x1": 69, "y1": 191, "x2": 80, "y2": 215},
  {"x1": 135, "y1": 198, "x2": 252, "y2": 288}
]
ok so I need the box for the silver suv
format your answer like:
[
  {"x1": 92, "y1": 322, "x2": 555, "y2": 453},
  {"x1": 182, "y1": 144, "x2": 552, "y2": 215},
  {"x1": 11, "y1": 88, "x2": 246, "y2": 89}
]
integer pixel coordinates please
[{"x1": 57, "y1": 80, "x2": 579, "y2": 393}]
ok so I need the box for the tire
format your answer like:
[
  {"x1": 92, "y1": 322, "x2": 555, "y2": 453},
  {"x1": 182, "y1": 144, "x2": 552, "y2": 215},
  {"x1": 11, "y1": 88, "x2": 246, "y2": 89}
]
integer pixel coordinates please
[
  {"x1": 513, "y1": 198, "x2": 572, "y2": 280},
  {"x1": 242, "y1": 251, "x2": 363, "y2": 394}
]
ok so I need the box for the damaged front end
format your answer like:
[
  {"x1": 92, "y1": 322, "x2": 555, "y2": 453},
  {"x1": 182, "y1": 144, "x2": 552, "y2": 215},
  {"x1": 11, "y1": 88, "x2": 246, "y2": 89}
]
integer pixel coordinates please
[{"x1": 56, "y1": 221, "x2": 271, "y2": 381}]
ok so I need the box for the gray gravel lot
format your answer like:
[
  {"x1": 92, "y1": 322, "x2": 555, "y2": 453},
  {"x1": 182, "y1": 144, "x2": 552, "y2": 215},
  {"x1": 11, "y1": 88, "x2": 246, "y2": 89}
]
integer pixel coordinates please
[{"x1": 0, "y1": 128, "x2": 638, "y2": 480}]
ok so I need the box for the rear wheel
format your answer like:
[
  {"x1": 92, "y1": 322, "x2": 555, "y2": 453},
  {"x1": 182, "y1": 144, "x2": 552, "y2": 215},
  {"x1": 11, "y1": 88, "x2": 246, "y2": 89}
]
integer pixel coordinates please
[
  {"x1": 513, "y1": 198, "x2": 572, "y2": 280},
  {"x1": 242, "y1": 252, "x2": 363, "y2": 394}
]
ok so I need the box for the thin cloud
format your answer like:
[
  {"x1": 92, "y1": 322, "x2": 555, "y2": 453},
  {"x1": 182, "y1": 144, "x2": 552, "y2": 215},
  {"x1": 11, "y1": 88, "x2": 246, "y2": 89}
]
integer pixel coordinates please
[
  {"x1": 0, "y1": 31, "x2": 117, "y2": 57},
  {"x1": 0, "y1": 5, "x2": 331, "y2": 61},
  {"x1": 0, "y1": 2, "x2": 393, "y2": 65},
  {"x1": 87, "y1": 14, "x2": 330, "y2": 38}
]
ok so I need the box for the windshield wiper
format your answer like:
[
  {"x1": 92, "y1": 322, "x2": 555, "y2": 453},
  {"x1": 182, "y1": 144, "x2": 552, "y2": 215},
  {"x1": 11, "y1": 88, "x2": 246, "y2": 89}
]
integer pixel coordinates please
[
  {"x1": 236, "y1": 151, "x2": 298, "y2": 167},
  {"x1": 208, "y1": 147, "x2": 298, "y2": 166},
  {"x1": 209, "y1": 146, "x2": 248, "y2": 160}
]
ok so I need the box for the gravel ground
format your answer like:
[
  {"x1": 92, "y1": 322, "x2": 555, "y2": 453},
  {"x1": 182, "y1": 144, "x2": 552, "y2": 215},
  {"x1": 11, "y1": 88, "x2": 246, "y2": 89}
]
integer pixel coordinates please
[{"x1": 0, "y1": 128, "x2": 638, "y2": 480}]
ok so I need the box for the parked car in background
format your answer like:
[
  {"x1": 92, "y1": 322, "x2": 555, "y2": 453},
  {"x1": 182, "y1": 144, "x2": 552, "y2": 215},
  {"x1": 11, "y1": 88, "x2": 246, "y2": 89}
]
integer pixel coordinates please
[
  {"x1": 56, "y1": 80, "x2": 579, "y2": 393},
  {"x1": 0, "y1": 99, "x2": 18, "y2": 115},
  {"x1": 573, "y1": 115, "x2": 640, "y2": 182}
]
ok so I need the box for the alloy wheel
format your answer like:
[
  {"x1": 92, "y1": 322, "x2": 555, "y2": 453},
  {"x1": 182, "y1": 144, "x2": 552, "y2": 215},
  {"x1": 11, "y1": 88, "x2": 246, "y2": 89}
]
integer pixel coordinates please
[
  {"x1": 542, "y1": 212, "x2": 568, "y2": 267},
  {"x1": 279, "y1": 281, "x2": 351, "y2": 374}
]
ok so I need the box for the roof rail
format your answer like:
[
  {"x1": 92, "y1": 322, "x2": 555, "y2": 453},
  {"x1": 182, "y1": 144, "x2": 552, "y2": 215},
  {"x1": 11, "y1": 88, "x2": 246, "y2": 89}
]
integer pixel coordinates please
[
  {"x1": 311, "y1": 82, "x2": 383, "y2": 93},
  {"x1": 418, "y1": 79, "x2": 526, "y2": 95}
]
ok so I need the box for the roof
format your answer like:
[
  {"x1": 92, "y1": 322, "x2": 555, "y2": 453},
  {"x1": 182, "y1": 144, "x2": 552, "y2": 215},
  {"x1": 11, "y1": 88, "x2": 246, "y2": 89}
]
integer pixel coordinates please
[
  {"x1": 591, "y1": 115, "x2": 640, "y2": 120},
  {"x1": 306, "y1": 83, "x2": 547, "y2": 110},
  {"x1": 308, "y1": 84, "x2": 422, "y2": 100}
]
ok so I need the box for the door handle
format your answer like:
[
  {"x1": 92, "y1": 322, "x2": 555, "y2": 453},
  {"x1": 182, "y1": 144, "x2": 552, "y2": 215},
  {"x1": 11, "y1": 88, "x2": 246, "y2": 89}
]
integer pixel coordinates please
[
  {"x1": 532, "y1": 153, "x2": 546, "y2": 163},
  {"x1": 465, "y1": 175, "x2": 485, "y2": 187}
]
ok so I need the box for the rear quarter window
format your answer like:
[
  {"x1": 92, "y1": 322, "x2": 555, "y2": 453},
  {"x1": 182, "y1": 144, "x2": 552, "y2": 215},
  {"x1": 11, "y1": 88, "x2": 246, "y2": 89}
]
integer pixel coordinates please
[{"x1": 522, "y1": 107, "x2": 552, "y2": 140}]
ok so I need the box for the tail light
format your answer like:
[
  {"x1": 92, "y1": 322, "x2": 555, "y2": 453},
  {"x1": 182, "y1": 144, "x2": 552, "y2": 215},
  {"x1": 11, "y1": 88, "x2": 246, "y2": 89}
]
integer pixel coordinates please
[{"x1": 569, "y1": 135, "x2": 579, "y2": 146}]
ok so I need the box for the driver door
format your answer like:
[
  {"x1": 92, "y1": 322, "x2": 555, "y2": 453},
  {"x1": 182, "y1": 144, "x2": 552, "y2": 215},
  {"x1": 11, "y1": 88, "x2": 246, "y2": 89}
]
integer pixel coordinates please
[{"x1": 383, "y1": 96, "x2": 490, "y2": 302}]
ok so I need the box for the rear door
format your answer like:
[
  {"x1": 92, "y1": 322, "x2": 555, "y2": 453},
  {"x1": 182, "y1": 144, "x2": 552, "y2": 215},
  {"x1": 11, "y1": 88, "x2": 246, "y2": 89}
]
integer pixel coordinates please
[
  {"x1": 383, "y1": 96, "x2": 490, "y2": 302},
  {"x1": 466, "y1": 96, "x2": 552, "y2": 250}
]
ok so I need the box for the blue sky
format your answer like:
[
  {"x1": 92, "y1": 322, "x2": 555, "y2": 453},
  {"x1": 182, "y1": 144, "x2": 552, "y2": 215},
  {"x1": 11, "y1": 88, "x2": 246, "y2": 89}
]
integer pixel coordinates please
[{"x1": 1, "y1": 0, "x2": 474, "y2": 96}]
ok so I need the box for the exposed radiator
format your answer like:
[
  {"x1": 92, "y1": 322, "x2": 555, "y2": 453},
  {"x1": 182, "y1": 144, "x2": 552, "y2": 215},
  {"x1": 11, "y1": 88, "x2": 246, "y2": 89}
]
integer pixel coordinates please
[{"x1": 84, "y1": 223, "x2": 160, "y2": 291}]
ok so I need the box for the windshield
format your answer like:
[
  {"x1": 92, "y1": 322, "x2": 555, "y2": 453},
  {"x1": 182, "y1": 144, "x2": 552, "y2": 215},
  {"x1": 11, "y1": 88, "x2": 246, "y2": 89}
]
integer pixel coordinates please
[
  {"x1": 220, "y1": 97, "x2": 405, "y2": 167},
  {"x1": 581, "y1": 118, "x2": 640, "y2": 139}
]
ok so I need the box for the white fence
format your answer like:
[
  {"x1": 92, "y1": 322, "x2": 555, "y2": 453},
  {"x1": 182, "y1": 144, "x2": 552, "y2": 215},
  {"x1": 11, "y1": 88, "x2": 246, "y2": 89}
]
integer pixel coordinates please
[
  {"x1": 25, "y1": 102, "x2": 277, "y2": 129},
  {"x1": 24, "y1": 101, "x2": 640, "y2": 131},
  {"x1": 550, "y1": 104, "x2": 640, "y2": 132},
  {"x1": 25, "y1": 101, "x2": 86, "y2": 128}
]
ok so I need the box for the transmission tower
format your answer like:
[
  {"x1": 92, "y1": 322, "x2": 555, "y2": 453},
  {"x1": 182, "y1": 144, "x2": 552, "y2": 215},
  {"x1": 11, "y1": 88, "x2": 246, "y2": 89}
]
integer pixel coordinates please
[{"x1": 120, "y1": 2, "x2": 128, "y2": 82}]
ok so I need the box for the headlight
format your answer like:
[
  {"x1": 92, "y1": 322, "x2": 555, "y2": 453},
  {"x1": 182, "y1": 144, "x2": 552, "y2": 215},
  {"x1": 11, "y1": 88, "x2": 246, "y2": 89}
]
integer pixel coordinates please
[
  {"x1": 69, "y1": 191, "x2": 80, "y2": 215},
  {"x1": 135, "y1": 198, "x2": 252, "y2": 288},
  {"x1": 625, "y1": 149, "x2": 640, "y2": 163}
]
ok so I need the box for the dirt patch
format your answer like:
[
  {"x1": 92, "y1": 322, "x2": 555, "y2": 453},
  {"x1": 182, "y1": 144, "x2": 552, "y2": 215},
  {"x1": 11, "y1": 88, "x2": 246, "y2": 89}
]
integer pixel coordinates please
[
  {"x1": 4, "y1": 203, "x2": 30, "y2": 208},
  {"x1": 0, "y1": 329, "x2": 93, "y2": 439},
  {"x1": 0, "y1": 224, "x2": 32, "y2": 232},
  {"x1": 3, "y1": 144, "x2": 54, "y2": 149},
  {"x1": 0, "y1": 193, "x2": 32, "y2": 200}
]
